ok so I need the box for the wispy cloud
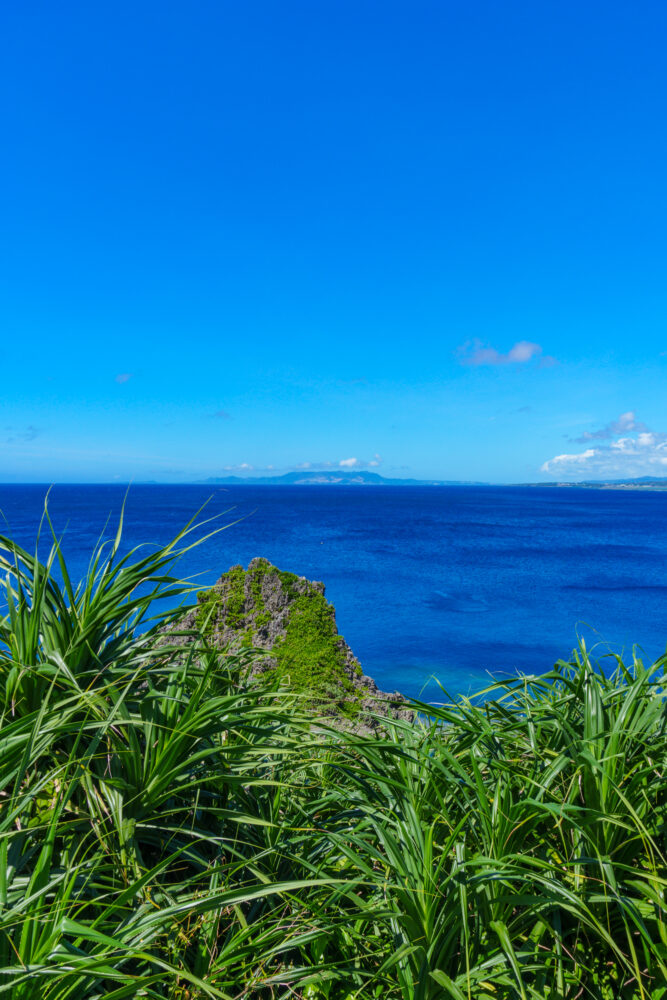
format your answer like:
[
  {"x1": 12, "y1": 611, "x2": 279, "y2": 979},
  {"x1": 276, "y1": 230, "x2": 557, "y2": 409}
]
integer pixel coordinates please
[
  {"x1": 208, "y1": 409, "x2": 232, "y2": 420},
  {"x1": 222, "y1": 462, "x2": 261, "y2": 472},
  {"x1": 542, "y1": 411, "x2": 667, "y2": 477},
  {"x1": 572, "y1": 410, "x2": 647, "y2": 443},
  {"x1": 115, "y1": 373, "x2": 133, "y2": 384},
  {"x1": 458, "y1": 339, "x2": 553, "y2": 367},
  {"x1": 5, "y1": 425, "x2": 40, "y2": 444}
]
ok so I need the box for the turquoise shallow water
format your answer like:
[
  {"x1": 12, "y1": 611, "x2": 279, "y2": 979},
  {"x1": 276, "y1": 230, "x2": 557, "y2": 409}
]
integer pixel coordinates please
[{"x1": 1, "y1": 483, "x2": 666, "y2": 699}]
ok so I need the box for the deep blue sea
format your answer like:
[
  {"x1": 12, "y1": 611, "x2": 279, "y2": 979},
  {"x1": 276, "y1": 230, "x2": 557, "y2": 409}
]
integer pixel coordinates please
[{"x1": 1, "y1": 484, "x2": 666, "y2": 700}]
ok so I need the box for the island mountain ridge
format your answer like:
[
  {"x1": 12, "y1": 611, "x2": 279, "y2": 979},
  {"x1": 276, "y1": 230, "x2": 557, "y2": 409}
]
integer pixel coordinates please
[{"x1": 198, "y1": 471, "x2": 667, "y2": 488}]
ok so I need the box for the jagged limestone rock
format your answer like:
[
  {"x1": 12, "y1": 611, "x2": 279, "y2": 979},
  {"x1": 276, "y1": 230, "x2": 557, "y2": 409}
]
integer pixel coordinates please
[{"x1": 181, "y1": 557, "x2": 411, "y2": 729}]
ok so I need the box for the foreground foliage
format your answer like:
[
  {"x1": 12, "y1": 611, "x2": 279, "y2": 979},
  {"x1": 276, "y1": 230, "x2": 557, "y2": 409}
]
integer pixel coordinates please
[{"x1": 0, "y1": 512, "x2": 666, "y2": 998}]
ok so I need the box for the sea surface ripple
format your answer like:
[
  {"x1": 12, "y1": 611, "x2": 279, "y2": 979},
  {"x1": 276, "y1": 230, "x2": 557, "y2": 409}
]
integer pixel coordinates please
[{"x1": 1, "y1": 484, "x2": 665, "y2": 699}]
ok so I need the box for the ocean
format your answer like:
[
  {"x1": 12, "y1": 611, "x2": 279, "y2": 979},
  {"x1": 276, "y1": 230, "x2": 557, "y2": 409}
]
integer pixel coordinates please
[{"x1": 0, "y1": 483, "x2": 665, "y2": 700}]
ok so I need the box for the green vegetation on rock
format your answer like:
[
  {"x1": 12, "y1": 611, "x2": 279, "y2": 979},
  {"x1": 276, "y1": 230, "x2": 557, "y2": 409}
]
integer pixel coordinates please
[
  {"x1": 274, "y1": 591, "x2": 359, "y2": 704},
  {"x1": 196, "y1": 558, "x2": 363, "y2": 712}
]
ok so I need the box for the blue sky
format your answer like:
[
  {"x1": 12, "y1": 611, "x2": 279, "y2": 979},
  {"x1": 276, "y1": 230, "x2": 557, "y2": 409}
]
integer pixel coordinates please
[{"x1": 2, "y1": 1, "x2": 667, "y2": 483}]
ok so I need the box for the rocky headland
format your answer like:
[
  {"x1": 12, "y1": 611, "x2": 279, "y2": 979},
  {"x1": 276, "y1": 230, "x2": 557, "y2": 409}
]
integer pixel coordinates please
[{"x1": 173, "y1": 557, "x2": 411, "y2": 730}]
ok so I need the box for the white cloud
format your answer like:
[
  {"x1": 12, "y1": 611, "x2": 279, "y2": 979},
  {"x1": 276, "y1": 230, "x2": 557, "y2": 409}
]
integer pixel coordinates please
[
  {"x1": 542, "y1": 448, "x2": 597, "y2": 472},
  {"x1": 458, "y1": 339, "x2": 546, "y2": 367},
  {"x1": 507, "y1": 341, "x2": 541, "y2": 363},
  {"x1": 542, "y1": 414, "x2": 667, "y2": 477},
  {"x1": 337, "y1": 455, "x2": 383, "y2": 469}
]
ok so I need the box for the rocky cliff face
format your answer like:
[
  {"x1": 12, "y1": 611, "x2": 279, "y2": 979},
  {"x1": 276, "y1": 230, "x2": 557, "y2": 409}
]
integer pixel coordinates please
[{"x1": 177, "y1": 557, "x2": 410, "y2": 729}]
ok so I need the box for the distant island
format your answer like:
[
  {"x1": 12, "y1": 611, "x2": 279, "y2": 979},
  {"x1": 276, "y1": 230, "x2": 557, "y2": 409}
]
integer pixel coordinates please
[
  {"x1": 199, "y1": 471, "x2": 485, "y2": 486},
  {"x1": 198, "y1": 471, "x2": 667, "y2": 489}
]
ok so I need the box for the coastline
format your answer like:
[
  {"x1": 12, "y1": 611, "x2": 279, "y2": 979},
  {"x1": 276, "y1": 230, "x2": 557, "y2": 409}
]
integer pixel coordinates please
[{"x1": 542, "y1": 482, "x2": 667, "y2": 491}]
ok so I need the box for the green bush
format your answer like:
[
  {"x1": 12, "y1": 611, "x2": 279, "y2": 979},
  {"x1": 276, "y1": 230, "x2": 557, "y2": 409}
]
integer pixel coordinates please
[{"x1": 0, "y1": 507, "x2": 665, "y2": 998}]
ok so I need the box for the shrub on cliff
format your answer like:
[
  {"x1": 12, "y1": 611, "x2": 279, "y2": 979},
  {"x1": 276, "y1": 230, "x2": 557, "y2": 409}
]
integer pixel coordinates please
[{"x1": 187, "y1": 556, "x2": 409, "y2": 727}]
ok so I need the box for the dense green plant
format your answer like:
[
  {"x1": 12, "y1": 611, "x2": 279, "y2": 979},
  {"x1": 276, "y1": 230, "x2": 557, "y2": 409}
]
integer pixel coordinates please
[
  {"x1": 1, "y1": 506, "x2": 666, "y2": 998},
  {"x1": 196, "y1": 559, "x2": 362, "y2": 711}
]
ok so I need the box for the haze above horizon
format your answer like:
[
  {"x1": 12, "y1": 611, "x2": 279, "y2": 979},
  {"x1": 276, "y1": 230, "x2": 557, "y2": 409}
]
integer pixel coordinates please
[{"x1": 3, "y1": 2, "x2": 667, "y2": 484}]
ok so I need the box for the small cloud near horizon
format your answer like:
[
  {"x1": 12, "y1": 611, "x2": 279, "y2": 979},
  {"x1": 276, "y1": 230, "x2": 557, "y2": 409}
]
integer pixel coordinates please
[
  {"x1": 339, "y1": 453, "x2": 382, "y2": 469},
  {"x1": 115, "y1": 373, "x2": 132, "y2": 384},
  {"x1": 276, "y1": 455, "x2": 383, "y2": 472},
  {"x1": 542, "y1": 411, "x2": 667, "y2": 477},
  {"x1": 458, "y1": 339, "x2": 555, "y2": 367},
  {"x1": 217, "y1": 455, "x2": 383, "y2": 475}
]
